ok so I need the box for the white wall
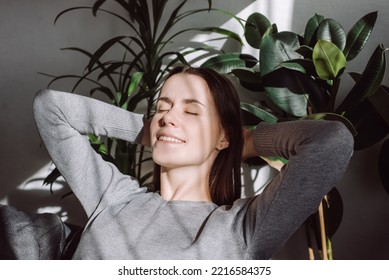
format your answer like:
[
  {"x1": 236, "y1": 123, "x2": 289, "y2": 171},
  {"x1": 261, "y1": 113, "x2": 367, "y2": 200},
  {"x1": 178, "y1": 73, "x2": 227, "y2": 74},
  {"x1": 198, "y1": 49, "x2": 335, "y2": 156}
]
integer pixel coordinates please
[{"x1": 0, "y1": 0, "x2": 388, "y2": 259}]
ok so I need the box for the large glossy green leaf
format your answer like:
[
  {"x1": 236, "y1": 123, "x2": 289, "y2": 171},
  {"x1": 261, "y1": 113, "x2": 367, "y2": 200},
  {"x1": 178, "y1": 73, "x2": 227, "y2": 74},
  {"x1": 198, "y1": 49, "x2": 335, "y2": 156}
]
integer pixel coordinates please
[
  {"x1": 343, "y1": 75, "x2": 389, "y2": 150},
  {"x1": 295, "y1": 45, "x2": 313, "y2": 59},
  {"x1": 201, "y1": 53, "x2": 258, "y2": 74},
  {"x1": 231, "y1": 67, "x2": 260, "y2": 83},
  {"x1": 260, "y1": 31, "x2": 302, "y2": 75},
  {"x1": 368, "y1": 85, "x2": 389, "y2": 128},
  {"x1": 280, "y1": 59, "x2": 316, "y2": 76},
  {"x1": 262, "y1": 72, "x2": 308, "y2": 117},
  {"x1": 346, "y1": 97, "x2": 389, "y2": 150},
  {"x1": 263, "y1": 67, "x2": 330, "y2": 114},
  {"x1": 268, "y1": 97, "x2": 306, "y2": 117},
  {"x1": 379, "y1": 139, "x2": 389, "y2": 195},
  {"x1": 323, "y1": 187, "x2": 344, "y2": 238},
  {"x1": 244, "y1": 13, "x2": 271, "y2": 49},
  {"x1": 313, "y1": 40, "x2": 346, "y2": 80},
  {"x1": 317, "y1": 19, "x2": 346, "y2": 51},
  {"x1": 343, "y1": 11, "x2": 378, "y2": 61},
  {"x1": 260, "y1": 33, "x2": 310, "y2": 116},
  {"x1": 240, "y1": 102, "x2": 278, "y2": 123},
  {"x1": 304, "y1": 13, "x2": 324, "y2": 46},
  {"x1": 231, "y1": 68, "x2": 264, "y2": 92},
  {"x1": 336, "y1": 44, "x2": 387, "y2": 114}
]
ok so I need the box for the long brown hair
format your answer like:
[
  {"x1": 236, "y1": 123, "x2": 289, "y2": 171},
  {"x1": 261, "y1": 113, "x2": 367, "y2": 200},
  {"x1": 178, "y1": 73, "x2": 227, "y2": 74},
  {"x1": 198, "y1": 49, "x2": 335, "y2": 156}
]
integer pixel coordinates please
[{"x1": 153, "y1": 66, "x2": 243, "y2": 206}]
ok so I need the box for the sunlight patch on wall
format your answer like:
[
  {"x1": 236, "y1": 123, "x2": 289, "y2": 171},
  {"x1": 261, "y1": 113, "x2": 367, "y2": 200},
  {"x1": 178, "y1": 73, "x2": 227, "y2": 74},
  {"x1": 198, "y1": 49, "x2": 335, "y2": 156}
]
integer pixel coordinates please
[
  {"x1": 11, "y1": 162, "x2": 72, "y2": 222},
  {"x1": 183, "y1": 0, "x2": 295, "y2": 65}
]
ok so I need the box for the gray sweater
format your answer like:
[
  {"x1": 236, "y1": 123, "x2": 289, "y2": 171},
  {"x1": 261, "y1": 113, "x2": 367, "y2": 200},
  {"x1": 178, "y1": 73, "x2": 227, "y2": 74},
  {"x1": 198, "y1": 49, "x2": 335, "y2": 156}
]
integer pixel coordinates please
[{"x1": 33, "y1": 89, "x2": 354, "y2": 259}]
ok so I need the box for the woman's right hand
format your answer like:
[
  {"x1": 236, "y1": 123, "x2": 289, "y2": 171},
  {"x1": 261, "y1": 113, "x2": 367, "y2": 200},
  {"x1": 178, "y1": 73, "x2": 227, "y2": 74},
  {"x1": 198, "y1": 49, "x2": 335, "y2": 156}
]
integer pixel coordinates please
[{"x1": 242, "y1": 127, "x2": 286, "y2": 171}]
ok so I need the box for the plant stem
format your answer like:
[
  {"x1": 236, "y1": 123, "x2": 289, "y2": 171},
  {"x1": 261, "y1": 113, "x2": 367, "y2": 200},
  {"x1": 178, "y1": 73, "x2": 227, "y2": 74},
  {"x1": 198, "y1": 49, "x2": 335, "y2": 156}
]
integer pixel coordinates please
[
  {"x1": 137, "y1": 145, "x2": 144, "y2": 179},
  {"x1": 305, "y1": 222, "x2": 315, "y2": 260},
  {"x1": 318, "y1": 201, "x2": 328, "y2": 260}
]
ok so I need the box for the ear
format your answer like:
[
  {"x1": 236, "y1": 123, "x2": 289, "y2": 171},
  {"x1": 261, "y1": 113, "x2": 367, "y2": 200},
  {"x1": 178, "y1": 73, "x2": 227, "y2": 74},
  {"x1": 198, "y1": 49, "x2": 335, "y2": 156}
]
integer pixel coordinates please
[{"x1": 216, "y1": 133, "x2": 229, "y2": 151}]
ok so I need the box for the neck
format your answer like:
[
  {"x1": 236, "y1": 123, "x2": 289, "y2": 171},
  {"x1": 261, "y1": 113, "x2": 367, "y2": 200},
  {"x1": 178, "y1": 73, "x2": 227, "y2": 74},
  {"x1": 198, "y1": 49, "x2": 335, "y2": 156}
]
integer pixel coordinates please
[{"x1": 159, "y1": 165, "x2": 212, "y2": 202}]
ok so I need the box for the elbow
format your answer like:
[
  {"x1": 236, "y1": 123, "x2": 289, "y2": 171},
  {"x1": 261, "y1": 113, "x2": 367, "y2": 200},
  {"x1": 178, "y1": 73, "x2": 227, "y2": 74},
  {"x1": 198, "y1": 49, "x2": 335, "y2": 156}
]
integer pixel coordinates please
[
  {"x1": 326, "y1": 121, "x2": 354, "y2": 158},
  {"x1": 316, "y1": 121, "x2": 354, "y2": 175},
  {"x1": 33, "y1": 89, "x2": 51, "y2": 118},
  {"x1": 33, "y1": 89, "x2": 61, "y2": 127}
]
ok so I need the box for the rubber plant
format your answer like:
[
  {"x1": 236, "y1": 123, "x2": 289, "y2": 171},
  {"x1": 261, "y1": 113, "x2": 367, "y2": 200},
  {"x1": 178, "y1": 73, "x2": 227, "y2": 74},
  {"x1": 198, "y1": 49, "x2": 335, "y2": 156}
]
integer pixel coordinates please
[
  {"x1": 41, "y1": 0, "x2": 242, "y2": 191},
  {"x1": 202, "y1": 11, "x2": 388, "y2": 259}
]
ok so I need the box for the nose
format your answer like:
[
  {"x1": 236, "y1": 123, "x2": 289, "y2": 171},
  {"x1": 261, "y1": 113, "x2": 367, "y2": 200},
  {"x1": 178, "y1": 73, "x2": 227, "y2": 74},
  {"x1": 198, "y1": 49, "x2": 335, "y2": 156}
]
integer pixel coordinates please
[{"x1": 159, "y1": 108, "x2": 179, "y2": 127}]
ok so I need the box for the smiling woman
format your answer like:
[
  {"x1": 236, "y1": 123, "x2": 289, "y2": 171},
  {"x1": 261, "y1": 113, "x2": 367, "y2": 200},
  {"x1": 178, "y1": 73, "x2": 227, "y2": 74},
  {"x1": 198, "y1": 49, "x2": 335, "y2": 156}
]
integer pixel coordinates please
[
  {"x1": 1, "y1": 65, "x2": 354, "y2": 259},
  {"x1": 151, "y1": 66, "x2": 243, "y2": 206}
]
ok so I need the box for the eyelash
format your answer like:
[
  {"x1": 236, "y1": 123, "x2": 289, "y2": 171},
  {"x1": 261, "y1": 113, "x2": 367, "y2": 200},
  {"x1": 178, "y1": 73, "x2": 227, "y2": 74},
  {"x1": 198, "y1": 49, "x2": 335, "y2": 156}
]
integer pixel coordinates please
[{"x1": 156, "y1": 108, "x2": 198, "y2": 116}]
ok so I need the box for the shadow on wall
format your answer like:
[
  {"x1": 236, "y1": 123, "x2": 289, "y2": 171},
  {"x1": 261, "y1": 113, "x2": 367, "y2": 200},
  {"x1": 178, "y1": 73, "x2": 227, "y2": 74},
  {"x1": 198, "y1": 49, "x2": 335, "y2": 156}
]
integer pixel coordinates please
[{"x1": 4, "y1": 163, "x2": 87, "y2": 226}]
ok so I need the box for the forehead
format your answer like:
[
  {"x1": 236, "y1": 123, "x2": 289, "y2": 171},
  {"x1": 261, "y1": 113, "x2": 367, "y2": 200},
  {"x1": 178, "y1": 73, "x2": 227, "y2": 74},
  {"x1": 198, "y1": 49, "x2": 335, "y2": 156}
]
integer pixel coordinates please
[{"x1": 160, "y1": 73, "x2": 212, "y2": 103}]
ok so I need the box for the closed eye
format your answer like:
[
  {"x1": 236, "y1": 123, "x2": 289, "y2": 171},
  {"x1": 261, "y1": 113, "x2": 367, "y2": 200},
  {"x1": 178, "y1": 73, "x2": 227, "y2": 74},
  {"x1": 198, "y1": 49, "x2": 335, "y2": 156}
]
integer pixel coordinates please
[{"x1": 186, "y1": 111, "x2": 198, "y2": 116}]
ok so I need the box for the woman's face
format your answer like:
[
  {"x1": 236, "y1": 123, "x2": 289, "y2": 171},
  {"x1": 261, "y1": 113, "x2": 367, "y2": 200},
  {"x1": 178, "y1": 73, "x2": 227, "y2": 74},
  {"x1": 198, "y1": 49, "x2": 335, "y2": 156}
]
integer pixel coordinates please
[{"x1": 150, "y1": 73, "x2": 228, "y2": 170}]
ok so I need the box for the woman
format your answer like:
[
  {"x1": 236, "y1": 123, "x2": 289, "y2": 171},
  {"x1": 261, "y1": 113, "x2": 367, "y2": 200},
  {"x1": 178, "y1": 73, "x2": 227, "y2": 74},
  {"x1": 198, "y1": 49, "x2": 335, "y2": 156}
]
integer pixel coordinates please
[{"x1": 33, "y1": 66, "x2": 354, "y2": 259}]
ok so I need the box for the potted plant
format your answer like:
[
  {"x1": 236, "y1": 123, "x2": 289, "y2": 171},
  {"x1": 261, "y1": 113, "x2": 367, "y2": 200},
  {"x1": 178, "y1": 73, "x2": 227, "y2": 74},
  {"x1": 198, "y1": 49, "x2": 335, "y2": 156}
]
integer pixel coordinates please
[
  {"x1": 41, "y1": 0, "x2": 242, "y2": 191},
  {"x1": 202, "y1": 10, "x2": 388, "y2": 259}
]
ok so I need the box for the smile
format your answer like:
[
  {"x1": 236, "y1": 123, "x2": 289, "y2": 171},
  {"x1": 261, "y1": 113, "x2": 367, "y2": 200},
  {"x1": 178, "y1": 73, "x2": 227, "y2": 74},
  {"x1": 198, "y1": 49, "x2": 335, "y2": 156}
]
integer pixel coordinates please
[{"x1": 158, "y1": 136, "x2": 185, "y2": 143}]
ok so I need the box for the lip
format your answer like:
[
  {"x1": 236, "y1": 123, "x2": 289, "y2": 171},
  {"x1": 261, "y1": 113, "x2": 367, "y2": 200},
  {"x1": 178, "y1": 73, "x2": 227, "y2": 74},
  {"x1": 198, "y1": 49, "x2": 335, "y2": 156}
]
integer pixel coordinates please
[{"x1": 156, "y1": 132, "x2": 186, "y2": 144}]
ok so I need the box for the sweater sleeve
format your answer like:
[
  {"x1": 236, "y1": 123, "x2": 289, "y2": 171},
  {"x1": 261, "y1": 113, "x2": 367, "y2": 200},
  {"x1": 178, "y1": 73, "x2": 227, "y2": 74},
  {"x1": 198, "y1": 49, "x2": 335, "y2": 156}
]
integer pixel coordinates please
[
  {"x1": 33, "y1": 89, "x2": 147, "y2": 218},
  {"x1": 242, "y1": 120, "x2": 354, "y2": 259}
]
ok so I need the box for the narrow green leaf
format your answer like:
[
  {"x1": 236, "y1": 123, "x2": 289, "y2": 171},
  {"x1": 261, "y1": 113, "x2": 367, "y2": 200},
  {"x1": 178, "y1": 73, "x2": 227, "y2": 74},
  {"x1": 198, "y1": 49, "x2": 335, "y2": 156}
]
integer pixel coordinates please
[
  {"x1": 54, "y1": 6, "x2": 90, "y2": 25},
  {"x1": 343, "y1": 11, "x2": 378, "y2": 61},
  {"x1": 139, "y1": 171, "x2": 154, "y2": 185},
  {"x1": 42, "y1": 167, "x2": 61, "y2": 191},
  {"x1": 201, "y1": 53, "x2": 258, "y2": 74},
  {"x1": 92, "y1": 0, "x2": 106, "y2": 16},
  {"x1": 88, "y1": 36, "x2": 127, "y2": 72},
  {"x1": 90, "y1": 86, "x2": 115, "y2": 102},
  {"x1": 127, "y1": 72, "x2": 144, "y2": 97},
  {"x1": 304, "y1": 13, "x2": 324, "y2": 46},
  {"x1": 55, "y1": 7, "x2": 137, "y2": 35},
  {"x1": 208, "y1": 0, "x2": 212, "y2": 10},
  {"x1": 336, "y1": 44, "x2": 387, "y2": 114},
  {"x1": 317, "y1": 18, "x2": 347, "y2": 51},
  {"x1": 313, "y1": 40, "x2": 346, "y2": 80},
  {"x1": 240, "y1": 102, "x2": 278, "y2": 123},
  {"x1": 199, "y1": 27, "x2": 243, "y2": 46},
  {"x1": 244, "y1": 13, "x2": 271, "y2": 49}
]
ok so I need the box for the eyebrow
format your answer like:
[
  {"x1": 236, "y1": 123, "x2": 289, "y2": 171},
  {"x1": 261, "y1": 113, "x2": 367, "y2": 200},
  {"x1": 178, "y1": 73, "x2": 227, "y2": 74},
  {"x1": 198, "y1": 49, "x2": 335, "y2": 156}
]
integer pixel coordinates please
[{"x1": 157, "y1": 97, "x2": 206, "y2": 107}]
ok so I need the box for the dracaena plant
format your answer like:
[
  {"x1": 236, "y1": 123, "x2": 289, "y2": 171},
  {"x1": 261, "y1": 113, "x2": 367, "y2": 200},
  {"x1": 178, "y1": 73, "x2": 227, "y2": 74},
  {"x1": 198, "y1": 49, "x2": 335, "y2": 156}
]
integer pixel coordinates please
[
  {"x1": 202, "y1": 11, "x2": 388, "y2": 259},
  {"x1": 41, "y1": 0, "x2": 242, "y2": 191}
]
